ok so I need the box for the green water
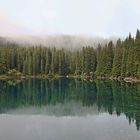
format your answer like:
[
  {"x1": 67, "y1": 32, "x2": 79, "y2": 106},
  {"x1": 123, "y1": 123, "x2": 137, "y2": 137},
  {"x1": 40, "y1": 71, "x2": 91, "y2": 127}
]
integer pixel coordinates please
[{"x1": 0, "y1": 78, "x2": 140, "y2": 140}]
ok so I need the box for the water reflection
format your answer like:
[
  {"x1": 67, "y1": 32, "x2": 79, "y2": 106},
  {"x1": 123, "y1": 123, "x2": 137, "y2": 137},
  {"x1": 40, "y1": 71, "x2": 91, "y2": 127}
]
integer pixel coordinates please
[{"x1": 0, "y1": 78, "x2": 140, "y2": 130}]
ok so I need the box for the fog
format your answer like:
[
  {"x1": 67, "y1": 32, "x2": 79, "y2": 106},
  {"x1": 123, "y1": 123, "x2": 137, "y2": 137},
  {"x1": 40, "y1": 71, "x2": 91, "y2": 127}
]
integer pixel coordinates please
[{"x1": 1, "y1": 35, "x2": 118, "y2": 50}]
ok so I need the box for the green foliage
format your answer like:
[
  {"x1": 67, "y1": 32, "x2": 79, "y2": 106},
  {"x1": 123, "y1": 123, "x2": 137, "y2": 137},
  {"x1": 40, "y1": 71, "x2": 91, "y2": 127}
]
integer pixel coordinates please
[
  {"x1": 96, "y1": 41, "x2": 114, "y2": 77},
  {"x1": 0, "y1": 49, "x2": 7, "y2": 74},
  {"x1": 0, "y1": 57, "x2": 6, "y2": 74},
  {"x1": 112, "y1": 39, "x2": 123, "y2": 76},
  {"x1": 7, "y1": 69, "x2": 23, "y2": 76},
  {"x1": 0, "y1": 30, "x2": 140, "y2": 78}
]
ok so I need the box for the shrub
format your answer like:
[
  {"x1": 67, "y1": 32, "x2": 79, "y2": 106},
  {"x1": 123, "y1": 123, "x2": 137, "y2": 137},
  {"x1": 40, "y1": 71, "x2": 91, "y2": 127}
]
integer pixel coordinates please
[{"x1": 7, "y1": 69, "x2": 23, "y2": 76}]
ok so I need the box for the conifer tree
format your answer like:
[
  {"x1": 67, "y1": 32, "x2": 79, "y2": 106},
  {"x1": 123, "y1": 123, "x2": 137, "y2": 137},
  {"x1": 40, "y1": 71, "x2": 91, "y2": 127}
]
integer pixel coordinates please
[{"x1": 112, "y1": 39, "x2": 123, "y2": 77}]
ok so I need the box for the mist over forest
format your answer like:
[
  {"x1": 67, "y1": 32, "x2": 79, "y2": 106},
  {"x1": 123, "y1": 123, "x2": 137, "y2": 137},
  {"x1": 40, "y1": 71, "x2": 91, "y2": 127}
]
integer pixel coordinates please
[
  {"x1": 0, "y1": 35, "x2": 118, "y2": 50},
  {"x1": 0, "y1": 30, "x2": 140, "y2": 80}
]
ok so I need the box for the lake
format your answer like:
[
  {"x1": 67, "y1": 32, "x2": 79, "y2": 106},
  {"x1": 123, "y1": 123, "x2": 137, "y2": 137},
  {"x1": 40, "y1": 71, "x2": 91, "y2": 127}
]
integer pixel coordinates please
[{"x1": 0, "y1": 78, "x2": 140, "y2": 140}]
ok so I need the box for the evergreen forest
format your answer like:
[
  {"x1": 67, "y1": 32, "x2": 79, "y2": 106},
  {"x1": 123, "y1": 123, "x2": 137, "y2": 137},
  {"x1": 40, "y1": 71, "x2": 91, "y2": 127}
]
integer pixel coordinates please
[{"x1": 0, "y1": 30, "x2": 140, "y2": 79}]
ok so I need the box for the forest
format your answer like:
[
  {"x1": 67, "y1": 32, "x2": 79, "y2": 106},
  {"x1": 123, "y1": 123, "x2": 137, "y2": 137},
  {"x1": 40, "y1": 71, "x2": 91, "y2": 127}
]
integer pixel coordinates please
[{"x1": 0, "y1": 30, "x2": 140, "y2": 80}]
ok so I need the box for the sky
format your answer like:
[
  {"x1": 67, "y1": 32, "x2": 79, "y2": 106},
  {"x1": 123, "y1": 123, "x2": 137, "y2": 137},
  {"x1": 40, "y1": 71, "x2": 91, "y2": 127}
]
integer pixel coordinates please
[{"x1": 0, "y1": 0, "x2": 140, "y2": 38}]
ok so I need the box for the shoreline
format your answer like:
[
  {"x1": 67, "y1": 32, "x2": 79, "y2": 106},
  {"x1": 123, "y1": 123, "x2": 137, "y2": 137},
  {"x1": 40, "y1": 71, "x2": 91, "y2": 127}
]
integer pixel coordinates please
[
  {"x1": 0, "y1": 75, "x2": 140, "y2": 83},
  {"x1": 0, "y1": 75, "x2": 64, "y2": 80}
]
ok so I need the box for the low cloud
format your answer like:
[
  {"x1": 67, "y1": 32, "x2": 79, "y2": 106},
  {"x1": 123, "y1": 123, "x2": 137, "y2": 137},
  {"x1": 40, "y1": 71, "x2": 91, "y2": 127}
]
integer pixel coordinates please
[{"x1": 5, "y1": 34, "x2": 118, "y2": 50}]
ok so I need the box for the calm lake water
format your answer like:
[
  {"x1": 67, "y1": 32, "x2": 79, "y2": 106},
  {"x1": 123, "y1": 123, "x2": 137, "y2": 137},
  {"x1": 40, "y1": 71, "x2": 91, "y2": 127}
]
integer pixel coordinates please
[{"x1": 0, "y1": 78, "x2": 140, "y2": 140}]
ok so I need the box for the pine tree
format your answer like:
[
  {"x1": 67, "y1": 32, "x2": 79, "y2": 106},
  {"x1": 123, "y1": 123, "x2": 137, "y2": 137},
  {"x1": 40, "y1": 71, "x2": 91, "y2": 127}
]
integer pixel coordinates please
[
  {"x1": 134, "y1": 30, "x2": 140, "y2": 77},
  {"x1": 105, "y1": 41, "x2": 114, "y2": 75},
  {"x1": 112, "y1": 39, "x2": 123, "y2": 77},
  {"x1": 126, "y1": 34, "x2": 135, "y2": 77}
]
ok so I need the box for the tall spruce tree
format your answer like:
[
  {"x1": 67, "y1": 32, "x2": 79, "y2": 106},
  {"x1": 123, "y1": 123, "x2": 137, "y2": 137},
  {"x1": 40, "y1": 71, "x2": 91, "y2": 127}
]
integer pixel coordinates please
[{"x1": 112, "y1": 39, "x2": 123, "y2": 77}]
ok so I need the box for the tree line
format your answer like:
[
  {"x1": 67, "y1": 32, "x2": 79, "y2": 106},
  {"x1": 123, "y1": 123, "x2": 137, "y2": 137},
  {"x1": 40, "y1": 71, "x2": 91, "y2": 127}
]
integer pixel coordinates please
[{"x1": 0, "y1": 30, "x2": 140, "y2": 78}]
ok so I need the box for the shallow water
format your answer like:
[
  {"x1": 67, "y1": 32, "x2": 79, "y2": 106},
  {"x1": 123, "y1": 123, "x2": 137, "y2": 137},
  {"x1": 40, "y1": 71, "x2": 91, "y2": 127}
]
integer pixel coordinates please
[{"x1": 0, "y1": 78, "x2": 140, "y2": 140}]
